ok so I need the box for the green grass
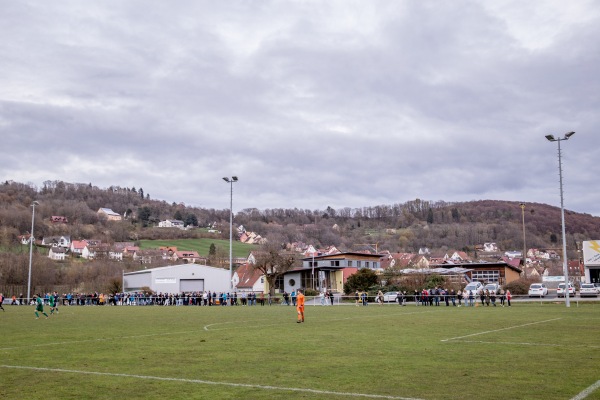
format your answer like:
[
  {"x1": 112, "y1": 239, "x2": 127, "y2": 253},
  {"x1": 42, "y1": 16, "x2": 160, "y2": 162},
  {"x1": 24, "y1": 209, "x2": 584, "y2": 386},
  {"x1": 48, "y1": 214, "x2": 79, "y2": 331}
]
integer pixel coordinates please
[
  {"x1": 139, "y1": 238, "x2": 257, "y2": 258},
  {"x1": 1, "y1": 303, "x2": 599, "y2": 399}
]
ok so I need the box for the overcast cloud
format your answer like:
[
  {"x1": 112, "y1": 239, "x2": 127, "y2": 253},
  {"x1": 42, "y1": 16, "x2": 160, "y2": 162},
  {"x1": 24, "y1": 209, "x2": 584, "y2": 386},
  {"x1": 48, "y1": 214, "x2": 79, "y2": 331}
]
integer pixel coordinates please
[{"x1": 2, "y1": 1, "x2": 599, "y2": 216}]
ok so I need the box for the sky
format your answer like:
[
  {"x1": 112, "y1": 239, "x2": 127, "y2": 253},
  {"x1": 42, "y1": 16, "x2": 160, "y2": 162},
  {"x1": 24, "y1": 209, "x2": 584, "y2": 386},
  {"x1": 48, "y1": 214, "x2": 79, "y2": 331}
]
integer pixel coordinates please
[{"x1": 2, "y1": 1, "x2": 599, "y2": 216}]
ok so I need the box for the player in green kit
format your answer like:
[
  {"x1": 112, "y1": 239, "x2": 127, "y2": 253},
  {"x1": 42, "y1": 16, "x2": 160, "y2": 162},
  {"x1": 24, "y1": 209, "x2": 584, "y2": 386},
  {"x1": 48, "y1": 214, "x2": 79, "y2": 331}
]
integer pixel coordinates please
[
  {"x1": 34, "y1": 294, "x2": 49, "y2": 319},
  {"x1": 48, "y1": 292, "x2": 56, "y2": 315}
]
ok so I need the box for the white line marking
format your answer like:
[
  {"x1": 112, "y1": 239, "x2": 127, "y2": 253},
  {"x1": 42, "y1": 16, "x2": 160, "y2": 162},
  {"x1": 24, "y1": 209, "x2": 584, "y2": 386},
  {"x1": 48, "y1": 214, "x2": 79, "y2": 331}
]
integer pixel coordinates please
[
  {"x1": 451, "y1": 340, "x2": 600, "y2": 349},
  {"x1": 440, "y1": 318, "x2": 562, "y2": 342},
  {"x1": 0, "y1": 365, "x2": 424, "y2": 400},
  {"x1": 571, "y1": 380, "x2": 600, "y2": 400}
]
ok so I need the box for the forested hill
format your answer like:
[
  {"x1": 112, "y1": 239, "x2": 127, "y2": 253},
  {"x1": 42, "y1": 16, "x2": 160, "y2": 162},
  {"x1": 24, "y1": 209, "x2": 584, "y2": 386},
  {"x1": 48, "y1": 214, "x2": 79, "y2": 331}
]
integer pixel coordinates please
[{"x1": 1, "y1": 180, "x2": 599, "y2": 257}]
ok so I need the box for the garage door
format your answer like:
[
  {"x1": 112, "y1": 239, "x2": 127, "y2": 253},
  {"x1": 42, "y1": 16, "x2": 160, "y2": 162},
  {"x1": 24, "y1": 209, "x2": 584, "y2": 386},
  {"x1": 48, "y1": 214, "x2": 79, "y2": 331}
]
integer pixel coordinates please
[{"x1": 180, "y1": 279, "x2": 204, "y2": 292}]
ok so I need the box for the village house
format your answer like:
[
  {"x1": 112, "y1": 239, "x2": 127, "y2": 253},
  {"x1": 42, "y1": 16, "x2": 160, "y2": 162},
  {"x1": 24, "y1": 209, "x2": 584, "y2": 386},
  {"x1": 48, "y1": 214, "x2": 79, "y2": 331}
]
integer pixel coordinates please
[
  {"x1": 280, "y1": 252, "x2": 384, "y2": 294},
  {"x1": 82, "y1": 243, "x2": 110, "y2": 260},
  {"x1": 172, "y1": 250, "x2": 204, "y2": 264},
  {"x1": 133, "y1": 249, "x2": 165, "y2": 264},
  {"x1": 18, "y1": 234, "x2": 33, "y2": 245},
  {"x1": 483, "y1": 242, "x2": 499, "y2": 252},
  {"x1": 41, "y1": 235, "x2": 71, "y2": 248},
  {"x1": 50, "y1": 215, "x2": 68, "y2": 224},
  {"x1": 428, "y1": 260, "x2": 523, "y2": 286},
  {"x1": 48, "y1": 247, "x2": 67, "y2": 261},
  {"x1": 108, "y1": 248, "x2": 123, "y2": 261},
  {"x1": 70, "y1": 240, "x2": 87, "y2": 256},
  {"x1": 97, "y1": 207, "x2": 122, "y2": 221},
  {"x1": 232, "y1": 263, "x2": 265, "y2": 293},
  {"x1": 158, "y1": 219, "x2": 185, "y2": 229}
]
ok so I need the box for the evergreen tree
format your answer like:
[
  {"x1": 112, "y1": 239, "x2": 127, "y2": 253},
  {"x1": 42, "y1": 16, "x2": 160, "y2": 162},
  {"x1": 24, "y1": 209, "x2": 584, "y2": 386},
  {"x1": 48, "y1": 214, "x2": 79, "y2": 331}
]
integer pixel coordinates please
[{"x1": 427, "y1": 208, "x2": 434, "y2": 224}]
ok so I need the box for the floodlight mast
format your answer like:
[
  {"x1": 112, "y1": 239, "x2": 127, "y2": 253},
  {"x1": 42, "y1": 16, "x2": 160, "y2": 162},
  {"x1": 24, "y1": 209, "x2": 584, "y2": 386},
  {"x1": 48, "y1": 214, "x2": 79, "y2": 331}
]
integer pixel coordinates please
[
  {"x1": 545, "y1": 132, "x2": 575, "y2": 308},
  {"x1": 223, "y1": 176, "x2": 238, "y2": 293},
  {"x1": 27, "y1": 201, "x2": 39, "y2": 304}
]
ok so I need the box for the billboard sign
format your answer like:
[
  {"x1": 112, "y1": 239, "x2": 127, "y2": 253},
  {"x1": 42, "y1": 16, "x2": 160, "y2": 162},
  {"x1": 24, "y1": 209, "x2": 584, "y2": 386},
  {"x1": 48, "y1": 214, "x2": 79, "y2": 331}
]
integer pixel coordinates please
[{"x1": 582, "y1": 241, "x2": 600, "y2": 267}]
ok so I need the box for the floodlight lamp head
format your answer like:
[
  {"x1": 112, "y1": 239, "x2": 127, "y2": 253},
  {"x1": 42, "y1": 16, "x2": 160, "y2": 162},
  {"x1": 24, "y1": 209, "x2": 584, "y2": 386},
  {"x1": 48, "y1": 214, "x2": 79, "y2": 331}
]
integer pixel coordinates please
[
  {"x1": 545, "y1": 134, "x2": 555, "y2": 142},
  {"x1": 31, "y1": 200, "x2": 39, "y2": 206},
  {"x1": 564, "y1": 131, "x2": 575, "y2": 139},
  {"x1": 222, "y1": 177, "x2": 229, "y2": 182},
  {"x1": 232, "y1": 176, "x2": 238, "y2": 182}
]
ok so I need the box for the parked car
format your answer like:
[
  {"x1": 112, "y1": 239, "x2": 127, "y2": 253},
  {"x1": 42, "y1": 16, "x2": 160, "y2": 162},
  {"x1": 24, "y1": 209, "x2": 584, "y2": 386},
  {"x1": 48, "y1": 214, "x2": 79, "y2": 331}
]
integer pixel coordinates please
[
  {"x1": 528, "y1": 283, "x2": 548, "y2": 297},
  {"x1": 484, "y1": 283, "x2": 500, "y2": 294},
  {"x1": 557, "y1": 283, "x2": 575, "y2": 298},
  {"x1": 464, "y1": 282, "x2": 483, "y2": 295},
  {"x1": 579, "y1": 283, "x2": 598, "y2": 297},
  {"x1": 383, "y1": 292, "x2": 399, "y2": 302}
]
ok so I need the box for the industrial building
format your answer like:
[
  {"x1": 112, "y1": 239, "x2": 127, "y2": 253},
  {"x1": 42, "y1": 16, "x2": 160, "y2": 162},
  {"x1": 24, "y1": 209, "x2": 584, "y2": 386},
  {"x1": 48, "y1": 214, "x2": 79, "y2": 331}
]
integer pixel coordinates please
[{"x1": 123, "y1": 264, "x2": 230, "y2": 293}]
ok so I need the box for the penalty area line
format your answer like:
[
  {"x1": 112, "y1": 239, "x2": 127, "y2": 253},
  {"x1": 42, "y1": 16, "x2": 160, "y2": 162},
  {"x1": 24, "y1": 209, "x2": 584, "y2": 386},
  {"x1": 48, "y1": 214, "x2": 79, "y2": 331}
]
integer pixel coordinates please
[
  {"x1": 571, "y1": 380, "x2": 600, "y2": 400},
  {"x1": 0, "y1": 365, "x2": 424, "y2": 400},
  {"x1": 447, "y1": 340, "x2": 600, "y2": 349},
  {"x1": 440, "y1": 318, "x2": 561, "y2": 342}
]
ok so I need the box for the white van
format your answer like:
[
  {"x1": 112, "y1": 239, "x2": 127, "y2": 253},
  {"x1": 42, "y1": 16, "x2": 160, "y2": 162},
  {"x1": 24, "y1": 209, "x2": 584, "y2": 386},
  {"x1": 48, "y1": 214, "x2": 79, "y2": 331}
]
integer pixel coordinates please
[
  {"x1": 464, "y1": 282, "x2": 483, "y2": 295},
  {"x1": 484, "y1": 283, "x2": 500, "y2": 294}
]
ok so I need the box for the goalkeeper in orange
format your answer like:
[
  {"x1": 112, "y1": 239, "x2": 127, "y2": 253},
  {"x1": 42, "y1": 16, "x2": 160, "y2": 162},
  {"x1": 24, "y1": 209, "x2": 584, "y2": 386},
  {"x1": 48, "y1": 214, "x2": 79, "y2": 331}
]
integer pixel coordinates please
[{"x1": 296, "y1": 288, "x2": 305, "y2": 323}]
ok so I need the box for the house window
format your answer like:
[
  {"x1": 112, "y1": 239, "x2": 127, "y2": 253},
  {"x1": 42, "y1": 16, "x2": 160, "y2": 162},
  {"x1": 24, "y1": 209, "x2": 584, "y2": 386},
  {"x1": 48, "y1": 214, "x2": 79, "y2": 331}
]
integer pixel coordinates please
[
  {"x1": 357, "y1": 261, "x2": 362, "y2": 268},
  {"x1": 330, "y1": 260, "x2": 340, "y2": 267},
  {"x1": 365, "y1": 262, "x2": 370, "y2": 268},
  {"x1": 289, "y1": 279, "x2": 296, "y2": 286},
  {"x1": 348, "y1": 260, "x2": 353, "y2": 267}
]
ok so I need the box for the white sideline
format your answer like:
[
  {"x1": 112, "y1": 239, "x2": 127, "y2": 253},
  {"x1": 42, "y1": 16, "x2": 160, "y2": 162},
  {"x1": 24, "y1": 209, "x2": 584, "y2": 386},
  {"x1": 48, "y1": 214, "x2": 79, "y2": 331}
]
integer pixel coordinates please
[
  {"x1": 440, "y1": 318, "x2": 562, "y2": 342},
  {"x1": 0, "y1": 365, "x2": 424, "y2": 400},
  {"x1": 571, "y1": 380, "x2": 600, "y2": 400}
]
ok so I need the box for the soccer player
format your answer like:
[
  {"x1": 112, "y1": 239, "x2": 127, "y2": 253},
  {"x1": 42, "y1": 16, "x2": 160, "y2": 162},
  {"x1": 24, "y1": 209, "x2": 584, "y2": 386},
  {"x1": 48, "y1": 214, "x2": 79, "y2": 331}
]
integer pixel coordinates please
[
  {"x1": 52, "y1": 292, "x2": 60, "y2": 314},
  {"x1": 48, "y1": 292, "x2": 56, "y2": 315},
  {"x1": 296, "y1": 289, "x2": 305, "y2": 323},
  {"x1": 34, "y1": 295, "x2": 49, "y2": 319},
  {"x1": 0, "y1": 293, "x2": 4, "y2": 311}
]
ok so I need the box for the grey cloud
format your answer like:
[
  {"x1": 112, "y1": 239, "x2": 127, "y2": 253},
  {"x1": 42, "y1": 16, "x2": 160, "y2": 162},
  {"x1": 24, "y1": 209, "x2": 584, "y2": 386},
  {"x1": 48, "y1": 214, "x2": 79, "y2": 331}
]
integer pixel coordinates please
[{"x1": 1, "y1": 1, "x2": 599, "y2": 216}]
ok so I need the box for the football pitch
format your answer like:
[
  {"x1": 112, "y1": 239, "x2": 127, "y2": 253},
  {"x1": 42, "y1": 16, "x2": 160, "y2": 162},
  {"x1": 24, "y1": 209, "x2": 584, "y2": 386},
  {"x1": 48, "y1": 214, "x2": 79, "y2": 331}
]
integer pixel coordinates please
[{"x1": 1, "y1": 302, "x2": 599, "y2": 400}]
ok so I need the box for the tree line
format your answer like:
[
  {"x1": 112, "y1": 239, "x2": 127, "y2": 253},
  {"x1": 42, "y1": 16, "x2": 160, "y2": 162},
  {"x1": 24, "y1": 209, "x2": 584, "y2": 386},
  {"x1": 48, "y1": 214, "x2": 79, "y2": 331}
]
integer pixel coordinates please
[{"x1": 1, "y1": 180, "x2": 599, "y2": 295}]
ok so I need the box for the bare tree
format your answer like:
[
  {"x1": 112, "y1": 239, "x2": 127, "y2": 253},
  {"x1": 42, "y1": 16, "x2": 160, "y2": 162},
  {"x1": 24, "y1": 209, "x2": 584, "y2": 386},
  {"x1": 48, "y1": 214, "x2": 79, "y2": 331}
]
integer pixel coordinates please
[{"x1": 252, "y1": 240, "x2": 299, "y2": 295}]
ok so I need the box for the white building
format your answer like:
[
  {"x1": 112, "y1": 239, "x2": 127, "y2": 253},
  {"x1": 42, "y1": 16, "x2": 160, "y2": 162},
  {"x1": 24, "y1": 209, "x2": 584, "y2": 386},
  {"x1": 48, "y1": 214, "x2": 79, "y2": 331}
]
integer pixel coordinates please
[
  {"x1": 123, "y1": 264, "x2": 230, "y2": 293},
  {"x1": 158, "y1": 219, "x2": 185, "y2": 229},
  {"x1": 583, "y1": 240, "x2": 600, "y2": 284},
  {"x1": 48, "y1": 247, "x2": 67, "y2": 261},
  {"x1": 97, "y1": 208, "x2": 122, "y2": 221}
]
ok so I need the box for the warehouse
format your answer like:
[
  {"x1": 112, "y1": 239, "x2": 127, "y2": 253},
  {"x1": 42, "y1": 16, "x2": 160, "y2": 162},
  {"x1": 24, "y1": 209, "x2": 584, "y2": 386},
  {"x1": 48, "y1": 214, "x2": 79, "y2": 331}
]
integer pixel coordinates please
[{"x1": 123, "y1": 264, "x2": 230, "y2": 293}]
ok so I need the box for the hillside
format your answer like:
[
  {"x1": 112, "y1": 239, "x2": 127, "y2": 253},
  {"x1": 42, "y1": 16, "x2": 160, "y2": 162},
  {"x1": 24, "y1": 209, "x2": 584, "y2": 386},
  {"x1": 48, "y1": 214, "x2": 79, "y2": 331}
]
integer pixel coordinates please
[
  {"x1": 1, "y1": 180, "x2": 599, "y2": 255},
  {"x1": 1, "y1": 180, "x2": 599, "y2": 295}
]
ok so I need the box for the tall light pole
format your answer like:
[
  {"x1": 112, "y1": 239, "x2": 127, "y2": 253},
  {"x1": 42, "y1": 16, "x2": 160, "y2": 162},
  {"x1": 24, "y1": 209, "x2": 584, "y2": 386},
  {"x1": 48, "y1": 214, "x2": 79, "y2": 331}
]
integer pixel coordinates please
[
  {"x1": 27, "y1": 200, "x2": 39, "y2": 304},
  {"x1": 223, "y1": 176, "x2": 238, "y2": 292},
  {"x1": 519, "y1": 203, "x2": 527, "y2": 278},
  {"x1": 545, "y1": 131, "x2": 575, "y2": 308}
]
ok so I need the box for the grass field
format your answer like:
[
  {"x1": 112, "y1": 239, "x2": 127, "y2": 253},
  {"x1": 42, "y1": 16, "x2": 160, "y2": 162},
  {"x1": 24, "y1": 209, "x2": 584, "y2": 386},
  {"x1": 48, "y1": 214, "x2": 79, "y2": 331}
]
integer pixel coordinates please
[
  {"x1": 1, "y1": 302, "x2": 599, "y2": 400},
  {"x1": 139, "y1": 238, "x2": 257, "y2": 258}
]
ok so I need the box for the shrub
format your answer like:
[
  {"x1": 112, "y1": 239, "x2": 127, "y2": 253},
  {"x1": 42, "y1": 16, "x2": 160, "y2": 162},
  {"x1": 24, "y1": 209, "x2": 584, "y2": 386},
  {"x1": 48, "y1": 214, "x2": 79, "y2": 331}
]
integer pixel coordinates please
[{"x1": 504, "y1": 278, "x2": 539, "y2": 295}]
